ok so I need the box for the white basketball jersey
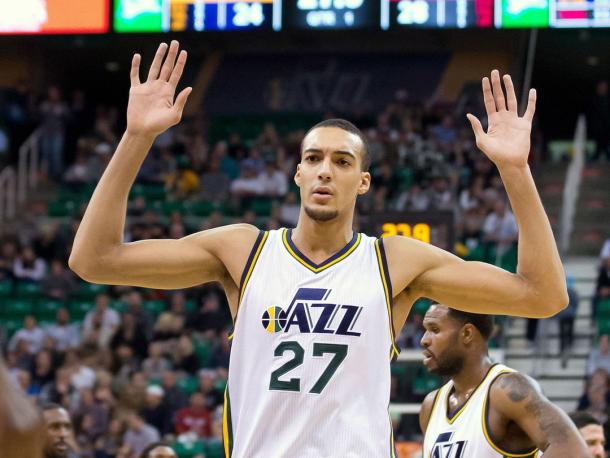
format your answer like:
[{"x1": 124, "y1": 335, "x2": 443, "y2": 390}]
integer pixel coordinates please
[
  {"x1": 223, "y1": 228, "x2": 400, "y2": 458},
  {"x1": 423, "y1": 364, "x2": 541, "y2": 458}
]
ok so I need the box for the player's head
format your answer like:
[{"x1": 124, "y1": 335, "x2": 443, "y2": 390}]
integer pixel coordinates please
[
  {"x1": 296, "y1": 119, "x2": 371, "y2": 222},
  {"x1": 420, "y1": 304, "x2": 494, "y2": 377},
  {"x1": 41, "y1": 403, "x2": 73, "y2": 458},
  {"x1": 568, "y1": 411, "x2": 606, "y2": 458},
  {"x1": 140, "y1": 442, "x2": 178, "y2": 458}
]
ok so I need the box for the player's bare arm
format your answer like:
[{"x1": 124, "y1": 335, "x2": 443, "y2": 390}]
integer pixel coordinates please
[
  {"x1": 488, "y1": 372, "x2": 589, "y2": 457},
  {"x1": 69, "y1": 41, "x2": 259, "y2": 315},
  {"x1": 418, "y1": 389, "x2": 439, "y2": 435},
  {"x1": 386, "y1": 70, "x2": 568, "y2": 319}
]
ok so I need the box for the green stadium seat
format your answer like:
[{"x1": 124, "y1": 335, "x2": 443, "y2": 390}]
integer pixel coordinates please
[
  {"x1": 111, "y1": 300, "x2": 128, "y2": 313},
  {"x1": 249, "y1": 198, "x2": 274, "y2": 217},
  {"x1": 78, "y1": 282, "x2": 108, "y2": 299},
  {"x1": 131, "y1": 184, "x2": 166, "y2": 201},
  {"x1": 36, "y1": 299, "x2": 65, "y2": 321},
  {"x1": 1, "y1": 298, "x2": 33, "y2": 318},
  {"x1": 205, "y1": 439, "x2": 224, "y2": 458},
  {"x1": 183, "y1": 201, "x2": 214, "y2": 217},
  {"x1": 0, "y1": 280, "x2": 13, "y2": 297},
  {"x1": 194, "y1": 339, "x2": 212, "y2": 368},
  {"x1": 412, "y1": 298, "x2": 432, "y2": 316},
  {"x1": 396, "y1": 168, "x2": 413, "y2": 190},
  {"x1": 143, "y1": 300, "x2": 166, "y2": 317},
  {"x1": 69, "y1": 300, "x2": 95, "y2": 321},
  {"x1": 185, "y1": 299, "x2": 197, "y2": 313},
  {"x1": 172, "y1": 439, "x2": 206, "y2": 458},
  {"x1": 48, "y1": 199, "x2": 79, "y2": 217},
  {"x1": 176, "y1": 375, "x2": 199, "y2": 395},
  {"x1": 1, "y1": 318, "x2": 24, "y2": 339},
  {"x1": 15, "y1": 282, "x2": 42, "y2": 298}
]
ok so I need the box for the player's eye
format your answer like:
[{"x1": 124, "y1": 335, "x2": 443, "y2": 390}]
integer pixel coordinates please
[
  {"x1": 338, "y1": 159, "x2": 350, "y2": 166},
  {"x1": 305, "y1": 155, "x2": 319, "y2": 162}
]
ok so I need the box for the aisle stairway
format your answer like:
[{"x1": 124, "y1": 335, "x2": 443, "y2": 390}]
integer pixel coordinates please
[{"x1": 504, "y1": 258, "x2": 597, "y2": 412}]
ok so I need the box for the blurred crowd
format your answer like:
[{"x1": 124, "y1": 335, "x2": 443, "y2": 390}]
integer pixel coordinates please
[{"x1": 0, "y1": 81, "x2": 527, "y2": 456}]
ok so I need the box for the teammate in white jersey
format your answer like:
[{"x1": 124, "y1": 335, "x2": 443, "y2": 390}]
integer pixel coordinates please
[
  {"x1": 420, "y1": 304, "x2": 587, "y2": 457},
  {"x1": 70, "y1": 41, "x2": 569, "y2": 456}
]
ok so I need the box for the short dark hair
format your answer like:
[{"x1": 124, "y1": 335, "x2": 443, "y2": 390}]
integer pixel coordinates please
[
  {"x1": 139, "y1": 442, "x2": 174, "y2": 458},
  {"x1": 40, "y1": 402, "x2": 64, "y2": 412},
  {"x1": 569, "y1": 411, "x2": 602, "y2": 429},
  {"x1": 446, "y1": 308, "x2": 494, "y2": 340},
  {"x1": 302, "y1": 118, "x2": 370, "y2": 171}
]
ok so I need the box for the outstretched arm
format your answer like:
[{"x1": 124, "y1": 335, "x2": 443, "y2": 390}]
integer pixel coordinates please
[
  {"x1": 490, "y1": 372, "x2": 589, "y2": 457},
  {"x1": 387, "y1": 71, "x2": 567, "y2": 318},
  {"x1": 69, "y1": 41, "x2": 258, "y2": 292}
]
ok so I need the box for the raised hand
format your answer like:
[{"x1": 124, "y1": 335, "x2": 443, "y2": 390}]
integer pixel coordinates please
[
  {"x1": 466, "y1": 70, "x2": 536, "y2": 169},
  {"x1": 126, "y1": 40, "x2": 192, "y2": 138}
]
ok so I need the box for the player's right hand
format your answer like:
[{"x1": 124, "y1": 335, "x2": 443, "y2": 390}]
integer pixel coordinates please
[{"x1": 126, "y1": 40, "x2": 192, "y2": 138}]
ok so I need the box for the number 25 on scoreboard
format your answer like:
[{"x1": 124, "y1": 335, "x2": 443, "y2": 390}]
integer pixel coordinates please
[{"x1": 381, "y1": 222, "x2": 430, "y2": 243}]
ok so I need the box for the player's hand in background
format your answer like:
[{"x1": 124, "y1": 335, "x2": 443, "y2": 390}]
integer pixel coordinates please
[
  {"x1": 126, "y1": 40, "x2": 192, "y2": 138},
  {"x1": 466, "y1": 69, "x2": 536, "y2": 170}
]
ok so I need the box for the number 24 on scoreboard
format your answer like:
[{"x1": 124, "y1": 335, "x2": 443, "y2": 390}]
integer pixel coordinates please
[{"x1": 381, "y1": 222, "x2": 431, "y2": 243}]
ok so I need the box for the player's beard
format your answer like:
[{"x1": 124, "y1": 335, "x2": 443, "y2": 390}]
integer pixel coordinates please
[
  {"x1": 304, "y1": 205, "x2": 338, "y2": 222},
  {"x1": 429, "y1": 337, "x2": 466, "y2": 377}
]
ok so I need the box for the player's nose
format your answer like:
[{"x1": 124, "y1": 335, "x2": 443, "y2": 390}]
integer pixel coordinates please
[{"x1": 317, "y1": 157, "x2": 332, "y2": 181}]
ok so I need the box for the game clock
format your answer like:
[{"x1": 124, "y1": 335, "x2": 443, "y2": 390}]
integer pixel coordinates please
[
  {"x1": 362, "y1": 211, "x2": 455, "y2": 252},
  {"x1": 283, "y1": 0, "x2": 380, "y2": 29}
]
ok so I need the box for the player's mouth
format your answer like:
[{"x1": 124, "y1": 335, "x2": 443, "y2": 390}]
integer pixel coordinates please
[
  {"x1": 312, "y1": 186, "x2": 333, "y2": 203},
  {"x1": 422, "y1": 350, "x2": 435, "y2": 366}
]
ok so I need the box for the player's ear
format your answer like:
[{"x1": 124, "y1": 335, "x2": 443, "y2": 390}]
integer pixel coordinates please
[
  {"x1": 294, "y1": 163, "x2": 302, "y2": 187},
  {"x1": 462, "y1": 324, "x2": 475, "y2": 345},
  {"x1": 357, "y1": 171, "x2": 371, "y2": 195}
]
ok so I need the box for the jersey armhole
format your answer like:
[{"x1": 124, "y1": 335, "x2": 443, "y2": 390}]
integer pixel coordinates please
[
  {"x1": 482, "y1": 371, "x2": 540, "y2": 457},
  {"x1": 228, "y1": 230, "x2": 269, "y2": 340},
  {"x1": 375, "y1": 238, "x2": 400, "y2": 360}
]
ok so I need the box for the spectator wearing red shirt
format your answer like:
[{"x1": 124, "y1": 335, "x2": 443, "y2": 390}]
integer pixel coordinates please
[{"x1": 174, "y1": 392, "x2": 212, "y2": 438}]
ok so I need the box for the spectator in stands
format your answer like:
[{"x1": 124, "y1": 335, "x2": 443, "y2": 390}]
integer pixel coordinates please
[
  {"x1": 121, "y1": 411, "x2": 160, "y2": 457},
  {"x1": 258, "y1": 156, "x2": 288, "y2": 198},
  {"x1": 588, "y1": 80, "x2": 610, "y2": 162},
  {"x1": 111, "y1": 312, "x2": 149, "y2": 361},
  {"x1": 593, "y1": 257, "x2": 610, "y2": 320},
  {"x1": 45, "y1": 308, "x2": 80, "y2": 352},
  {"x1": 209, "y1": 329, "x2": 231, "y2": 374},
  {"x1": 13, "y1": 245, "x2": 46, "y2": 282},
  {"x1": 165, "y1": 157, "x2": 200, "y2": 199},
  {"x1": 72, "y1": 387, "x2": 109, "y2": 447},
  {"x1": 87, "y1": 142, "x2": 113, "y2": 182},
  {"x1": 482, "y1": 198, "x2": 518, "y2": 261},
  {"x1": 428, "y1": 175, "x2": 454, "y2": 210},
  {"x1": 175, "y1": 392, "x2": 212, "y2": 438},
  {"x1": 279, "y1": 192, "x2": 300, "y2": 227},
  {"x1": 125, "y1": 289, "x2": 154, "y2": 337},
  {"x1": 198, "y1": 369, "x2": 223, "y2": 410},
  {"x1": 119, "y1": 372, "x2": 149, "y2": 415},
  {"x1": 600, "y1": 237, "x2": 610, "y2": 261},
  {"x1": 161, "y1": 370, "x2": 189, "y2": 414},
  {"x1": 568, "y1": 411, "x2": 606, "y2": 458},
  {"x1": 31, "y1": 349, "x2": 56, "y2": 392},
  {"x1": 62, "y1": 151, "x2": 92, "y2": 191},
  {"x1": 63, "y1": 349, "x2": 96, "y2": 391},
  {"x1": 41, "y1": 259, "x2": 79, "y2": 300},
  {"x1": 172, "y1": 334, "x2": 199, "y2": 375},
  {"x1": 188, "y1": 293, "x2": 229, "y2": 336},
  {"x1": 587, "y1": 335, "x2": 610, "y2": 376},
  {"x1": 0, "y1": 238, "x2": 19, "y2": 281},
  {"x1": 139, "y1": 443, "x2": 178, "y2": 458},
  {"x1": 200, "y1": 157, "x2": 230, "y2": 203},
  {"x1": 141, "y1": 385, "x2": 172, "y2": 436},
  {"x1": 93, "y1": 417, "x2": 125, "y2": 458},
  {"x1": 83, "y1": 293, "x2": 120, "y2": 348},
  {"x1": 578, "y1": 368, "x2": 610, "y2": 423},
  {"x1": 142, "y1": 342, "x2": 172, "y2": 380},
  {"x1": 9, "y1": 315, "x2": 45, "y2": 354},
  {"x1": 39, "y1": 366, "x2": 75, "y2": 406},
  {"x1": 230, "y1": 159, "x2": 264, "y2": 198},
  {"x1": 39, "y1": 85, "x2": 70, "y2": 181}
]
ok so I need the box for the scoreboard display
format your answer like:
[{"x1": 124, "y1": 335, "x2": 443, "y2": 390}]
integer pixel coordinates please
[
  {"x1": 382, "y1": 0, "x2": 494, "y2": 28},
  {"x1": 550, "y1": 0, "x2": 610, "y2": 27},
  {"x1": 115, "y1": 0, "x2": 281, "y2": 32},
  {"x1": 362, "y1": 211, "x2": 455, "y2": 252},
  {"x1": 283, "y1": 0, "x2": 379, "y2": 29}
]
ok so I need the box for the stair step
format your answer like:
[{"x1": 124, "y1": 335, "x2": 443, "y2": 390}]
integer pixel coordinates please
[
  {"x1": 538, "y1": 378, "x2": 586, "y2": 398},
  {"x1": 507, "y1": 356, "x2": 587, "y2": 373}
]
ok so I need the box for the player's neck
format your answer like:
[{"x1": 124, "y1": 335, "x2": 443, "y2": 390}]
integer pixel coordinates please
[
  {"x1": 292, "y1": 215, "x2": 355, "y2": 262},
  {"x1": 451, "y1": 356, "x2": 494, "y2": 396}
]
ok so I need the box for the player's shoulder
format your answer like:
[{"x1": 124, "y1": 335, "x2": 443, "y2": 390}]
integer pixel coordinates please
[
  {"x1": 489, "y1": 370, "x2": 544, "y2": 417},
  {"x1": 419, "y1": 388, "x2": 441, "y2": 433}
]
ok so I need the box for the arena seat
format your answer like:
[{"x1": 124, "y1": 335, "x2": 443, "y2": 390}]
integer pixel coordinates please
[
  {"x1": 143, "y1": 300, "x2": 166, "y2": 317},
  {"x1": 69, "y1": 299, "x2": 95, "y2": 321}
]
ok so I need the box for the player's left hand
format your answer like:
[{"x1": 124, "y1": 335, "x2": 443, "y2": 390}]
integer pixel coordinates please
[{"x1": 467, "y1": 70, "x2": 536, "y2": 169}]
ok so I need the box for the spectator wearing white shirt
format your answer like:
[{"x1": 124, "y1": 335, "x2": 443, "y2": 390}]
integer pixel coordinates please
[
  {"x1": 63, "y1": 349, "x2": 96, "y2": 391},
  {"x1": 44, "y1": 308, "x2": 80, "y2": 352},
  {"x1": 9, "y1": 315, "x2": 45, "y2": 354},
  {"x1": 13, "y1": 246, "x2": 46, "y2": 282},
  {"x1": 83, "y1": 293, "x2": 120, "y2": 348},
  {"x1": 258, "y1": 158, "x2": 288, "y2": 198},
  {"x1": 230, "y1": 160, "x2": 264, "y2": 197},
  {"x1": 483, "y1": 198, "x2": 518, "y2": 259},
  {"x1": 600, "y1": 238, "x2": 610, "y2": 262}
]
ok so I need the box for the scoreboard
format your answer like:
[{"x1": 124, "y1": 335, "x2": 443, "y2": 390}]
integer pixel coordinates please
[
  {"x1": 381, "y1": 0, "x2": 494, "y2": 28},
  {"x1": 284, "y1": 0, "x2": 379, "y2": 29},
  {"x1": 551, "y1": 0, "x2": 610, "y2": 27},
  {"x1": 115, "y1": 0, "x2": 281, "y2": 32}
]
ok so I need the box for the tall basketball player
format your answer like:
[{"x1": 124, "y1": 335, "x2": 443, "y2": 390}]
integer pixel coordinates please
[
  {"x1": 70, "y1": 41, "x2": 569, "y2": 457},
  {"x1": 420, "y1": 304, "x2": 587, "y2": 457}
]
